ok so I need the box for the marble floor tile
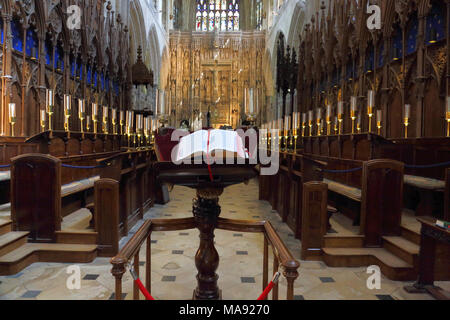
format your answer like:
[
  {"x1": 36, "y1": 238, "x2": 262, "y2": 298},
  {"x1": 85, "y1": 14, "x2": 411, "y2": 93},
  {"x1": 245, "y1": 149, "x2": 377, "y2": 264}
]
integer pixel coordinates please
[{"x1": 0, "y1": 179, "x2": 447, "y2": 300}]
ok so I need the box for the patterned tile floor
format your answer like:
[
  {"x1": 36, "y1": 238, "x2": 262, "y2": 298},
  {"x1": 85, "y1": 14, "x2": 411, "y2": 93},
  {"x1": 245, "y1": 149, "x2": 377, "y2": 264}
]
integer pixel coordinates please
[{"x1": 0, "y1": 179, "x2": 448, "y2": 300}]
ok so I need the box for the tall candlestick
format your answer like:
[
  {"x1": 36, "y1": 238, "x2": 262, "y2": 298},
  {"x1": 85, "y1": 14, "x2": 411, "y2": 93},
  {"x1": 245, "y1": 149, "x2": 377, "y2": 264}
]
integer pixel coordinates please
[
  {"x1": 92, "y1": 103, "x2": 98, "y2": 134},
  {"x1": 86, "y1": 115, "x2": 91, "y2": 132},
  {"x1": 64, "y1": 94, "x2": 71, "y2": 132},
  {"x1": 338, "y1": 101, "x2": 344, "y2": 135},
  {"x1": 9, "y1": 103, "x2": 16, "y2": 137},
  {"x1": 308, "y1": 110, "x2": 313, "y2": 137},
  {"x1": 46, "y1": 89, "x2": 54, "y2": 131},
  {"x1": 367, "y1": 90, "x2": 375, "y2": 133},
  {"x1": 376, "y1": 110, "x2": 382, "y2": 135},
  {"x1": 301, "y1": 113, "x2": 306, "y2": 137},
  {"x1": 41, "y1": 109, "x2": 46, "y2": 132},
  {"x1": 79, "y1": 99, "x2": 85, "y2": 134},
  {"x1": 446, "y1": 97, "x2": 450, "y2": 137},
  {"x1": 316, "y1": 108, "x2": 322, "y2": 136},
  {"x1": 351, "y1": 96, "x2": 357, "y2": 134},
  {"x1": 404, "y1": 104, "x2": 411, "y2": 138},
  {"x1": 112, "y1": 109, "x2": 117, "y2": 135},
  {"x1": 326, "y1": 105, "x2": 332, "y2": 136},
  {"x1": 102, "y1": 106, "x2": 109, "y2": 134}
]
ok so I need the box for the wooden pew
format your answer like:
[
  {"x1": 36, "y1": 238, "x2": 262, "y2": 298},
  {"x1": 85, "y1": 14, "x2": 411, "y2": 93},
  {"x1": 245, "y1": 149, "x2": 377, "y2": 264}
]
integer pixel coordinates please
[
  {"x1": 10, "y1": 154, "x2": 102, "y2": 242},
  {"x1": 98, "y1": 149, "x2": 156, "y2": 237}
]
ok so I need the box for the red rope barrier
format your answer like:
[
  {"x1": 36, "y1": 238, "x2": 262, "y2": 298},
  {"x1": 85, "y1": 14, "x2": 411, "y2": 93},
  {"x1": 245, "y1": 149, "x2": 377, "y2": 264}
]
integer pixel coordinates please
[
  {"x1": 257, "y1": 272, "x2": 281, "y2": 301},
  {"x1": 130, "y1": 267, "x2": 155, "y2": 300}
]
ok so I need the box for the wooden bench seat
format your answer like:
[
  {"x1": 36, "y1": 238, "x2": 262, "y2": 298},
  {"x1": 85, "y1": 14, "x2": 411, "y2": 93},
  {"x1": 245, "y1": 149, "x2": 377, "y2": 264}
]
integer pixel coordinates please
[
  {"x1": 61, "y1": 176, "x2": 100, "y2": 197},
  {"x1": 324, "y1": 179, "x2": 362, "y2": 202},
  {"x1": 404, "y1": 175, "x2": 445, "y2": 191}
]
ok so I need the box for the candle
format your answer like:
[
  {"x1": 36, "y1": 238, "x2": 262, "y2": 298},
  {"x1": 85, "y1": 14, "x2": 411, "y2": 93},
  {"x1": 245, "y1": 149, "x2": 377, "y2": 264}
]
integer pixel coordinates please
[
  {"x1": 64, "y1": 95, "x2": 71, "y2": 115},
  {"x1": 159, "y1": 91, "x2": 165, "y2": 115},
  {"x1": 46, "y1": 89, "x2": 54, "y2": 111},
  {"x1": 292, "y1": 112, "x2": 299, "y2": 131},
  {"x1": 78, "y1": 99, "x2": 85, "y2": 115},
  {"x1": 447, "y1": 96, "x2": 450, "y2": 114},
  {"x1": 351, "y1": 96, "x2": 357, "y2": 118},
  {"x1": 317, "y1": 108, "x2": 322, "y2": 120},
  {"x1": 92, "y1": 103, "x2": 98, "y2": 117},
  {"x1": 404, "y1": 104, "x2": 411, "y2": 119},
  {"x1": 112, "y1": 109, "x2": 117, "y2": 122},
  {"x1": 367, "y1": 90, "x2": 375, "y2": 111},
  {"x1": 326, "y1": 105, "x2": 332, "y2": 120},
  {"x1": 338, "y1": 101, "x2": 344, "y2": 117},
  {"x1": 120, "y1": 110, "x2": 124, "y2": 124},
  {"x1": 284, "y1": 115, "x2": 291, "y2": 132},
  {"x1": 302, "y1": 113, "x2": 306, "y2": 125},
  {"x1": 86, "y1": 115, "x2": 91, "y2": 127},
  {"x1": 127, "y1": 111, "x2": 134, "y2": 129},
  {"x1": 9, "y1": 103, "x2": 16, "y2": 119},
  {"x1": 377, "y1": 110, "x2": 382, "y2": 123},
  {"x1": 308, "y1": 110, "x2": 313, "y2": 123},
  {"x1": 41, "y1": 109, "x2": 46, "y2": 122}
]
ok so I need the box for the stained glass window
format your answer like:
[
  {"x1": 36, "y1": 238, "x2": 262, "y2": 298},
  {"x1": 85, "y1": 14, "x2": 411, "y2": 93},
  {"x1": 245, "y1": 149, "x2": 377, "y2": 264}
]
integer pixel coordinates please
[
  {"x1": 196, "y1": 0, "x2": 239, "y2": 31},
  {"x1": 256, "y1": 0, "x2": 263, "y2": 30}
]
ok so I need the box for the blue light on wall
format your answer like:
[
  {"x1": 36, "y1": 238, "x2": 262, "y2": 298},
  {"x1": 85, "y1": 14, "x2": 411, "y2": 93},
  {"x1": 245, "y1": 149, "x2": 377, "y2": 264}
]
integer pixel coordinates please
[
  {"x1": 11, "y1": 19, "x2": 23, "y2": 52},
  {"x1": 94, "y1": 71, "x2": 98, "y2": 88},
  {"x1": 378, "y1": 43, "x2": 384, "y2": 67},
  {"x1": 55, "y1": 46, "x2": 64, "y2": 71},
  {"x1": 406, "y1": 14, "x2": 418, "y2": 54},
  {"x1": 25, "y1": 28, "x2": 39, "y2": 59},
  {"x1": 87, "y1": 66, "x2": 92, "y2": 84},
  {"x1": 392, "y1": 27, "x2": 403, "y2": 61},
  {"x1": 425, "y1": 3, "x2": 445, "y2": 44},
  {"x1": 45, "y1": 41, "x2": 52, "y2": 65},
  {"x1": 1, "y1": 18, "x2": 4, "y2": 45}
]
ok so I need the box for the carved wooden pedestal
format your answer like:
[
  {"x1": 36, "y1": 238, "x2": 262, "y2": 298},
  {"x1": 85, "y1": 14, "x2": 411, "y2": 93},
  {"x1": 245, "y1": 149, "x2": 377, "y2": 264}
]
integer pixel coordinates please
[{"x1": 192, "y1": 188, "x2": 223, "y2": 300}]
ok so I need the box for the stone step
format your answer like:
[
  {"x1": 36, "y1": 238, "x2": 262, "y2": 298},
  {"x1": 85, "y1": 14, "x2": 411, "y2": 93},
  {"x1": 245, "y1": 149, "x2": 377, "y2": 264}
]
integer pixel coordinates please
[
  {"x1": 0, "y1": 220, "x2": 12, "y2": 236},
  {"x1": 0, "y1": 231, "x2": 29, "y2": 257},
  {"x1": 0, "y1": 243, "x2": 97, "y2": 276},
  {"x1": 323, "y1": 247, "x2": 417, "y2": 281},
  {"x1": 382, "y1": 236, "x2": 420, "y2": 266}
]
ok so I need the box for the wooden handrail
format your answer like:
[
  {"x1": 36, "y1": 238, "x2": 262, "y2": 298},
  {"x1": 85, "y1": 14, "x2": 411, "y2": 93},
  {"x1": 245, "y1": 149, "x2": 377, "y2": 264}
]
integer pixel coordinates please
[{"x1": 110, "y1": 217, "x2": 300, "y2": 300}]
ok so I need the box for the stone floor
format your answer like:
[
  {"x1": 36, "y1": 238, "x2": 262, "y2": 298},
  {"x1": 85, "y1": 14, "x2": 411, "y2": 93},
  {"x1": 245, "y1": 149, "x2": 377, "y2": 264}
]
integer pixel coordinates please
[{"x1": 0, "y1": 179, "x2": 448, "y2": 300}]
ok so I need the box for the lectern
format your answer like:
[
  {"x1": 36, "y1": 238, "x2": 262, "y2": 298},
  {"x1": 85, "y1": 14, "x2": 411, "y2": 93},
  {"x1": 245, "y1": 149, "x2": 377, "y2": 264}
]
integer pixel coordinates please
[{"x1": 154, "y1": 129, "x2": 257, "y2": 300}]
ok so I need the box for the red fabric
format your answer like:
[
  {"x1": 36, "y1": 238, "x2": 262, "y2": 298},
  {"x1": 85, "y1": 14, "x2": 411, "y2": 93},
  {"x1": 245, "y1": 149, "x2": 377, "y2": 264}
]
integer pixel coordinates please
[
  {"x1": 154, "y1": 128, "x2": 179, "y2": 162},
  {"x1": 135, "y1": 278, "x2": 155, "y2": 300}
]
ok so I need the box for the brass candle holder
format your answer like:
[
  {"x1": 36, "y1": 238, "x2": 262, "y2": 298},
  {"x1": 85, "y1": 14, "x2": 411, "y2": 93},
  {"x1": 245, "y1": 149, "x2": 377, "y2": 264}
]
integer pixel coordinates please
[
  {"x1": 337, "y1": 102, "x2": 344, "y2": 135},
  {"x1": 92, "y1": 103, "x2": 98, "y2": 135},
  {"x1": 9, "y1": 103, "x2": 16, "y2": 137}
]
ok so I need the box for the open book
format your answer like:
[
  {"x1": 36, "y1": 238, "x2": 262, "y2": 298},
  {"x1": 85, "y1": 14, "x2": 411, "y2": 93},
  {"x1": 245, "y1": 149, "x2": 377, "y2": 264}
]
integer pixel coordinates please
[{"x1": 176, "y1": 130, "x2": 247, "y2": 162}]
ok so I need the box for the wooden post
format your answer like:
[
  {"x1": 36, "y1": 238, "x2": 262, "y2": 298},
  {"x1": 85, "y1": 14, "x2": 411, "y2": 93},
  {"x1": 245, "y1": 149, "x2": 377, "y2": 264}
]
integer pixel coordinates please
[
  {"x1": 301, "y1": 182, "x2": 328, "y2": 260},
  {"x1": 94, "y1": 179, "x2": 120, "y2": 257},
  {"x1": 11, "y1": 154, "x2": 61, "y2": 242},
  {"x1": 445, "y1": 168, "x2": 449, "y2": 222},
  {"x1": 361, "y1": 159, "x2": 404, "y2": 247}
]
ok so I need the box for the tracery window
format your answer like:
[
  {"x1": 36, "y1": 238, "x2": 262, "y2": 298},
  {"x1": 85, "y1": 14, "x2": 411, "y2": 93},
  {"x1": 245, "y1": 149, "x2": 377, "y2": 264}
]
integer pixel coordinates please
[{"x1": 196, "y1": 0, "x2": 239, "y2": 32}]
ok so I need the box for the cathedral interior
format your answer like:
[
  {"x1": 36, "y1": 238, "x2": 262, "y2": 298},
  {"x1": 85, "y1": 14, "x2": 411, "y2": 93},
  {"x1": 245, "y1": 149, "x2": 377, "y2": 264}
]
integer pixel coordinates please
[{"x1": 0, "y1": 0, "x2": 449, "y2": 302}]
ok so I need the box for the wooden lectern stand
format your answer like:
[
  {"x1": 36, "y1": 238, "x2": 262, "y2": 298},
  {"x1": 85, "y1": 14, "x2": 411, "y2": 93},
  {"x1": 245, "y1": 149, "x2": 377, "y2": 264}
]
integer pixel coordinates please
[{"x1": 154, "y1": 129, "x2": 257, "y2": 300}]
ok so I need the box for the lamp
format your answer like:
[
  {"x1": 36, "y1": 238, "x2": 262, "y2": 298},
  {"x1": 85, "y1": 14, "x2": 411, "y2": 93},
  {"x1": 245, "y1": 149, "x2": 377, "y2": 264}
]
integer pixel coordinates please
[
  {"x1": 316, "y1": 108, "x2": 322, "y2": 136},
  {"x1": 308, "y1": 110, "x2": 313, "y2": 137},
  {"x1": 428, "y1": 28, "x2": 437, "y2": 44}
]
